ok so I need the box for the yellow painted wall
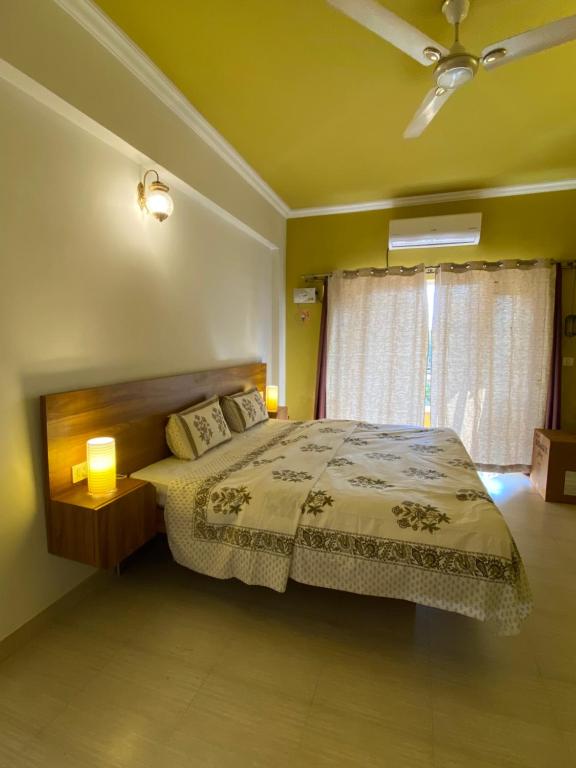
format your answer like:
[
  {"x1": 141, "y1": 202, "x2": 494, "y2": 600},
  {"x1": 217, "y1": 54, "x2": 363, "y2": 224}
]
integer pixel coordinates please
[{"x1": 286, "y1": 192, "x2": 576, "y2": 427}]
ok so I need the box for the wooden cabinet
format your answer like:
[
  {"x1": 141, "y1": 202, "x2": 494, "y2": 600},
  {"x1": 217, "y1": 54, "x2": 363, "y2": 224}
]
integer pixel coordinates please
[
  {"x1": 268, "y1": 406, "x2": 289, "y2": 420},
  {"x1": 530, "y1": 429, "x2": 576, "y2": 504},
  {"x1": 48, "y1": 478, "x2": 157, "y2": 568}
]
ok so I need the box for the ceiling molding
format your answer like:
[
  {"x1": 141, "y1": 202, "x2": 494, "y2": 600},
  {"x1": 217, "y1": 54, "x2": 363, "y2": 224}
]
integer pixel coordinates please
[
  {"x1": 289, "y1": 178, "x2": 576, "y2": 219},
  {"x1": 0, "y1": 57, "x2": 280, "y2": 252},
  {"x1": 42, "y1": 1, "x2": 576, "y2": 223},
  {"x1": 52, "y1": 0, "x2": 290, "y2": 218}
]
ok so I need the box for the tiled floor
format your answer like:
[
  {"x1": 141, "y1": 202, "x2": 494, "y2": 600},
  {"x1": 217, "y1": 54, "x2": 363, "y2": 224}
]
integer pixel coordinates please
[{"x1": 1, "y1": 474, "x2": 575, "y2": 767}]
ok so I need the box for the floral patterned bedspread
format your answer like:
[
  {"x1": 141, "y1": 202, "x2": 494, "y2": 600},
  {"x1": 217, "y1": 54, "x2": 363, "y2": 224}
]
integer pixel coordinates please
[{"x1": 165, "y1": 420, "x2": 531, "y2": 634}]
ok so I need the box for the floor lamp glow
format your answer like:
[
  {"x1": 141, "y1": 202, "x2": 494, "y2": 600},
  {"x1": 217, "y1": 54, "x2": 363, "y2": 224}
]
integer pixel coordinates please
[{"x1": 86, "y1": 437, "x2": 116, "y2": 495}]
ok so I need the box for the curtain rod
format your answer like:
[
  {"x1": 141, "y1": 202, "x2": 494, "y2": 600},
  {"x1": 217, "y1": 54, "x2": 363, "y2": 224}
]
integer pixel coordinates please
[{"x1": 301, "y1": 259, "x2": 576, "y2": 282}]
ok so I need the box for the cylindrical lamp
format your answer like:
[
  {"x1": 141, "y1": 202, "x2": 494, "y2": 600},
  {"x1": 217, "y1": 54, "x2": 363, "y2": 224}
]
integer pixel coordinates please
[
  {"x1": 265, "y1": 385, "x2": 279, "y2": 414},
  {"x1": 86, "y1": 437, "x2": 116, "y2": 495}
]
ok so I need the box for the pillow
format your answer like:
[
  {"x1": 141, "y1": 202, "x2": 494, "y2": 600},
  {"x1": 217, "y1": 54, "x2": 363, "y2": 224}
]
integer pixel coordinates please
[
  {"x1": 166, "y1": 396, "x2": 231, "y2": 460},
  {"x1": 221, "y1": 387, "x2": 268, "y2": 433}
]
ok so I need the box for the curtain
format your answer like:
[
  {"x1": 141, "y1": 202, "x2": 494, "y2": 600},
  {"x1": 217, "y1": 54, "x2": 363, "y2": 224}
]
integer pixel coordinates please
[
  {"x1": 314, "y1": 278, "x2": 328, "y2": 419},
  {"x1": 431, "y1": 262, "x2": 555, "y2": 469},
  {"x1": 545, "y1": 263, "x2": 562, "y2": 429},
  {"x1": 326, "y1": 268, "x2": 429, "y2": 424}
]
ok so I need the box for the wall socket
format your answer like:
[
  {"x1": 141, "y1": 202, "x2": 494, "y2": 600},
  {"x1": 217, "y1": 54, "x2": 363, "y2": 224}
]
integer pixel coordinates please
[
  {"x1": 71, "y1": 462, "x2": 88, "y2": 484},
  {"x1": 563, "y1": 357, "x2": 574, "y2": 368}
]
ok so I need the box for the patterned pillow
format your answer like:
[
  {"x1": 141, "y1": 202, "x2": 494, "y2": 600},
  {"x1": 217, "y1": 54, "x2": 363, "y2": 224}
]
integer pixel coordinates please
[
  {"x1": 221, "y1": 387, "x2": 269, "y2": 433},
  {"x1": 166, "y1": 396, "x2": 231, "y2": 460}
]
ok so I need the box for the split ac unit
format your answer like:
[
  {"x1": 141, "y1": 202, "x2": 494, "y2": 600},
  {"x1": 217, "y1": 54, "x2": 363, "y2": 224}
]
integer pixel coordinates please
[{"x1": 388, "y1": 213, "x2": 482, "y2": 250}]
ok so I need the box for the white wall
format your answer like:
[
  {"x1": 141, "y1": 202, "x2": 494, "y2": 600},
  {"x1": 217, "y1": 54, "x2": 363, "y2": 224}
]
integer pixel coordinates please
[
  {"x1": 0, "y1": 4, "x2": 285, "y2": 640},
  {"x1": 0, "y1": 0, "x2": 286, "y2": 247}
]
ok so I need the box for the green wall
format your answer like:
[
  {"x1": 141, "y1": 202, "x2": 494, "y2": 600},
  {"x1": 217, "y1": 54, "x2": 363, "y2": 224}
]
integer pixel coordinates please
[{"x1": 286, "y1": 190, "x2": 576, "y2": 427}]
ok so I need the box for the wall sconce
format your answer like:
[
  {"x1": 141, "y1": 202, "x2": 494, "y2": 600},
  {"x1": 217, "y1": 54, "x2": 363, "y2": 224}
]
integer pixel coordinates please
[
  {"x1": 137, "y1": 169, "x2": 174, "y2": 222},
  {"x1": 86, "y1": 437, "x2": 116, "y2": 495},
  {"x1": 265, "y1": 385, "x2": 279, "y2": 415}
]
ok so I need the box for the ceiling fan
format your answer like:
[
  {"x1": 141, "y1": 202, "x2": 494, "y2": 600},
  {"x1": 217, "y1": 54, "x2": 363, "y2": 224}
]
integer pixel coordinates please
[{"x1": 327, "y1": 0, "x2": 576, "y2": 138}]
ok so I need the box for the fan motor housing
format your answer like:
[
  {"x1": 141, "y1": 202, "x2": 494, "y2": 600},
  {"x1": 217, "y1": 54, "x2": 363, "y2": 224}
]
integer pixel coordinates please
[{"x1": 435, "y1": 52, "x2": 479, "y2": 89}]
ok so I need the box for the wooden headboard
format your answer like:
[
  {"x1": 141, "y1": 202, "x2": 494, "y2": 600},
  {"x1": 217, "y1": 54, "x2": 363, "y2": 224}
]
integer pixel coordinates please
[{"x1": 41, "y1": 362, "x2": 266, "y2": 499}]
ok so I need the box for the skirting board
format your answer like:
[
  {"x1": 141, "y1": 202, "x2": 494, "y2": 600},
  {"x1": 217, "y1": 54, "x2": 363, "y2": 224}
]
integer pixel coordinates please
[{"x1": 0, "y1": 569, "x2": 114, "y2": 663}]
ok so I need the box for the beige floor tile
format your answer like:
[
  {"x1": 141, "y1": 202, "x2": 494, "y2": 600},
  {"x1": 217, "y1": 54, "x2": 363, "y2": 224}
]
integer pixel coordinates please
[
  {"x1": 69, "y1": 670, "x2": 191, "y2": 733},
  {"x1": 432, "y1": 704, "x2": 569, "y2": 768},
  {"x1": 216, "y1": 635, "x2": 323, "y2": 701},
  {"x1": 0, "y1": 626, "x2": 109, "y2": 704},
  {"x1": 16, "y1": 730, "x2": 145, "y2": 768},
  {"x1": 168, "y1": 670, "x2": 309, "y2": 762},
  {"x1": 100, "y1": 643, "x2": 208, "y2": 704},
  {"x1": 2, "y1": 473, "x2": 575, "y2": 768},
  {"x1": 126, "y1": 607, "x2": 232, "y2": 669},
  {"x1": 542, "y1": 678, "x2": 576, "y2": 734},
  {"x1": 24, "y1": 705, "x2": 172, "y2": 766},
  {"x1": 0, "y1": 673, "x2": 67, "y2": 733},
  {"x1": 0, "y1": 713, "x2": 37, "y2": 766},
  {"x1": 301, "y1": 702, "x2": 434, "y2": 768},
  {"x1": 431, "y1": 672, "x2": 554, "y2": 728},
  {"x1": 433, "y1": 744, "x2": 533, "y2": 768},
  {"x1": 54, "y1": 584, "x2": 151, "y2": 644},
  {"x1": 531, "y1": 634, "x2": 576, "y2": 685},
  {"x1": 563, "y1": 730, "x2": 576, "y2": 763},
  {"x1": 314, "y1": 656, "x2": 433, "y2": 734}
]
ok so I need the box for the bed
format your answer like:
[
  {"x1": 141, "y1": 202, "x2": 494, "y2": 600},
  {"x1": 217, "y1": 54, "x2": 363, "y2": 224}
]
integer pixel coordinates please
[
  {"x1": 133, "y1": 419, "x2": 531, "y2": 635},
  {"x1": 41, "y1": 363, "x2": 531, "y2": 635}
]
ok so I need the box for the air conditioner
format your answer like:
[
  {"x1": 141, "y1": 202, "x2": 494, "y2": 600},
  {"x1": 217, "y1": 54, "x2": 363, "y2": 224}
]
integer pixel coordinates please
[{"x1": 388, "y1": 213, "x2": 482, "y2": 250}]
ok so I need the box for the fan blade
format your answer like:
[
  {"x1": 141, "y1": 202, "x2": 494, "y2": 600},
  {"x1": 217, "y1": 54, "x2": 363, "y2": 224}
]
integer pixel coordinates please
[
  {"x1": 482, "y1": 15, "x2": 576, "y2": 69},
  {"x1": 327, "y1": 0, "x2": 448, "y2": 66},
  {"x1": 403, "y1": 87, "x2": 454, "y2": 139}
]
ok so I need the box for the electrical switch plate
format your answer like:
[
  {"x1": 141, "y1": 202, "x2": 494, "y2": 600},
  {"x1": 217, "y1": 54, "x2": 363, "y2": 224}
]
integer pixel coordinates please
[
  {"x1": 71, "y1": 462, "x2": 88, "y2": 484},
  {"x1": 562, "y1": 357, "x2": 574, "y2": 367}
]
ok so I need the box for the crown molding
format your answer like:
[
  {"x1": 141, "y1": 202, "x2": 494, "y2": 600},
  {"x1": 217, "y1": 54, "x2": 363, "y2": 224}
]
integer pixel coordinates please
[
  {"x1": 53, "y1": 0, "x2": 290, "y2": 219},
  {"x1": 0, "y1": 57, "x2": 280, "y2": 252},
  {"x1": 289, "y1": 178, "x2": 576, "y2": 219},
  {"x1": 44, "y1": 1, "x2": 576, "y2": 223}
]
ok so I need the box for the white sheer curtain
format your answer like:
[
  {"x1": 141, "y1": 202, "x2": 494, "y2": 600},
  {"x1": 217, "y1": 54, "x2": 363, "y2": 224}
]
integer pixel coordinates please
[
  {"x1": 431, "y1": 262, "x2": 554, "y2": 468},
  {"x1": 326, "y1": 268, "x2": 429, "y2": 424}
]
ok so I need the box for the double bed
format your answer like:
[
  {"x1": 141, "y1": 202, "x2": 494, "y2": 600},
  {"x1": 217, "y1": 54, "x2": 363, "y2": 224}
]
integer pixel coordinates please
[
  {"x1": 133, "y1": 418, "x2": 530, "y2": 635},
  {"x1": 42, "y1": 363, "x2": 531, "y2": 635}
]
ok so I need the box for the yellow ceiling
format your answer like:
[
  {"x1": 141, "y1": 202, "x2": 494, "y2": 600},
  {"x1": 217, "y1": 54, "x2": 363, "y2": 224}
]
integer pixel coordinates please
[{"x1": 95, "y1": 0, "x2": 576, "y2": 208}]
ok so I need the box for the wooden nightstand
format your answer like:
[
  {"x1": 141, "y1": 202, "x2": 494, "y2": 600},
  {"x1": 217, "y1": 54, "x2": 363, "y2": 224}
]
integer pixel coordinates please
[
  {"x1": 268, "y1": 406, "x2": 289, "y2": 420},
  {"x1": 47, "y1": 478, "x2": 157, "y2": 569}
]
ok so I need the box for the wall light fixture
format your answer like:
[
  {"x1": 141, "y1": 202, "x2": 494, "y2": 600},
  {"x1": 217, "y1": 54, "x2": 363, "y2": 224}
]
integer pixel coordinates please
[{"x1": 137, "y1": 169, "x2": 174, "y2": 222}]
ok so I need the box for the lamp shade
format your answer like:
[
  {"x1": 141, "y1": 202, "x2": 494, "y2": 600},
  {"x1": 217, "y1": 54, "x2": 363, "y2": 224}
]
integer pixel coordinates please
[
  {"x1": 265, "y1": 385, "x2": 279, "y2": 413},
  {"x1": 146, "y1": 182, "x2": 174, "y2": 222},
  {"x1": 86, "y1": 437, "x2": 116, "y2": 495}
]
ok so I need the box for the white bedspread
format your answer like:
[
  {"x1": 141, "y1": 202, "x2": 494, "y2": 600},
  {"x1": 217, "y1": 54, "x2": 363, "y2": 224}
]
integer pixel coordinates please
[{"x1": 164, "y1": 420, "x2": 531, "y2": 634}]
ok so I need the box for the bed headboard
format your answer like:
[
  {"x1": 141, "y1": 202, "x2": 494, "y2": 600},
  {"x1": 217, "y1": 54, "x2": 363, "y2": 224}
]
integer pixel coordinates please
[{"x1": 41, "y1": 362, "x2": 266, "y2": 499}]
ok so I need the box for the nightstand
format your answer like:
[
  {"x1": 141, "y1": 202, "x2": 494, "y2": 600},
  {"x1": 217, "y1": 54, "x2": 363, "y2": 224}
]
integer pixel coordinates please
[
  {"x1": 268, "y1": 406, "x2": 289, "y2": 420},
  {"x1": 48, "y1": 477, "x2": 157, "y2": 569}
]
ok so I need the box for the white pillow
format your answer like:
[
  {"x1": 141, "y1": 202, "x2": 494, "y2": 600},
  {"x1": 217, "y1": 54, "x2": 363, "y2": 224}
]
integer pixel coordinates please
[
  {"x1": 221, "y1": 388, "x2": 268, "y2": 432},
  {"x1": 166, "y1": 396, "x2": 231, "y2": 460}
]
